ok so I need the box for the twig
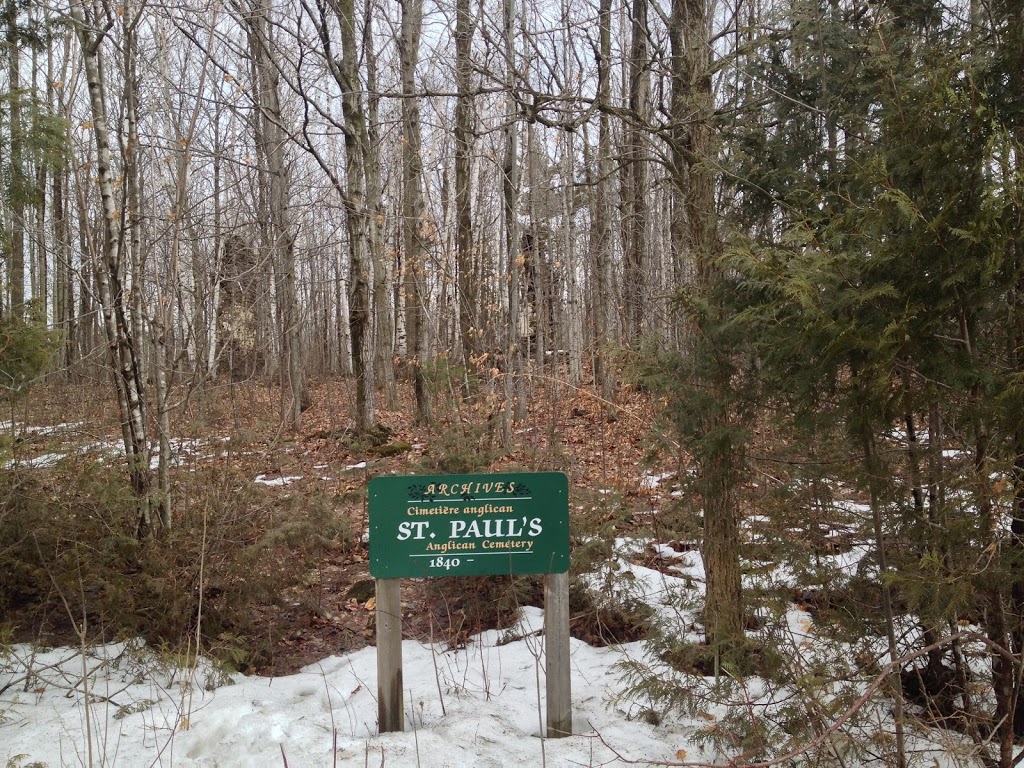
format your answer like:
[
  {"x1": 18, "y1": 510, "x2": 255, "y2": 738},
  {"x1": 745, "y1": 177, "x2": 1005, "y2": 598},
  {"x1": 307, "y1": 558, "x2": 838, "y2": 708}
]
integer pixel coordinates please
[
  {"x1": 594, "y1": 630, "x2": 996, "y2": 768},
  {"x1": 410, "y1": 687, "x2": 421, "y2": 767},
  {"x1": 429, "y1": 620, "x2": 447, "y2": 716}
]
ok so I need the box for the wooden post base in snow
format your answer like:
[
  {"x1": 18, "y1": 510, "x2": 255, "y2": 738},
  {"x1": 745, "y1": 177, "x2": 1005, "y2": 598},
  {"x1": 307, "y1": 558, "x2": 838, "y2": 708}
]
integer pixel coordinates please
[
  {"x1": 375, "y1": 578, "x2": 404, "y2": 733},
  {"x1": 545, "y1": 571, "x2": 572, "y2": 737}
]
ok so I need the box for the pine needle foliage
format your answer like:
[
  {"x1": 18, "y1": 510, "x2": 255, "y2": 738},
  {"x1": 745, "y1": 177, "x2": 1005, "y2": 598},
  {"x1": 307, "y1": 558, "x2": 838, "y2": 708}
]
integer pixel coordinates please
[
  {"x1": 0, "y1": 315, "x2": 56, "y2": 400},
  {"x1": 716, "y1": 0, "x2": 1024, "y2": 758},
  {"x1": 632, "y1": 0, "x2": 1024, "y2": 759}
]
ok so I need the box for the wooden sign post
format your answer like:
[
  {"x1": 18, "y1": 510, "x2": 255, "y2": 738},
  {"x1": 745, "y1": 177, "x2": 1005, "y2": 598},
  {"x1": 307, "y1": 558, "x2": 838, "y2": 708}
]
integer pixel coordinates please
[
  {"x1": 544, "y1": 570, "x2": 572, "y2": 737},
  {"x1": 375, "y1": 578, "x2": 404, "y2": 732},
  {"x1": 369, "y1": 472, "x2": 571, "y2": 737}
]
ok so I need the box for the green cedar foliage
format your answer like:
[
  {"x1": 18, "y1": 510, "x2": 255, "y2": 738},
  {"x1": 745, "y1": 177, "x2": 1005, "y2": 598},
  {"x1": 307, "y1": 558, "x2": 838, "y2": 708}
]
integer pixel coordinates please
[
  {"x1": 719, "y1": 0, "x2": 1024, "y2": 755},
  {"x1": 0, "y1": 313, "x2": 56, "y2": 399}
]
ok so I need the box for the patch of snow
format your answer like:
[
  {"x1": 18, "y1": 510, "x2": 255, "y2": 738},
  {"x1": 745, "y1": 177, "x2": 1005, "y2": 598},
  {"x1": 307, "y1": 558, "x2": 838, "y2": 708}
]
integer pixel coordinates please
[
  {"x1": 0, "y1": 616, "x2": 707, "y2": 768},
  {"x1": 650, "y1": 543, "x2": 690, "y2": 561},
  {"x1": 345, "y1": 461, "x2": 367, "y2": 470},
  {"x1": 0, "y1": 421, "x2": 85, "y2": 436},
  {"x1": 833, "y1": 499, "x2": 872, "y2": 516},
  {"x1": 640, "y1": 471, "x2": 674, "y2": 490},
  {"x1": 4, "y1": 452, "x2": 64, "y2": 469},
  {"x1": 254, "y1": 474, "x2": 304, "y2": 486}
]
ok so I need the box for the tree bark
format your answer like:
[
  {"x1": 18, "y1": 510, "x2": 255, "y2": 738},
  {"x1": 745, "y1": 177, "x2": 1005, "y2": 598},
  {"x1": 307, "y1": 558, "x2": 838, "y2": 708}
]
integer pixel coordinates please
[
  {"x1": 455, "y1": 0, "x2": 478, "y2": 384},
  {"x1": 244, "y1": 0, "x2": 306, "y2": 432},
  {"x1": 399, "y1": 0, "x2": 431, "y2": 424},
  {"x1": 622, "y1": 0, "x2": 650, "y2": 345},
  {"x1": 364, "y1": 0, "x2": 396, "y2": 409},
  {"x1": 668, "y1": 0, "x2": 744, "y2": 657},
  {"x1": 331, "y1": 0, "x2": 376, "y2": 430},
  {"x1": 591, "y1": 0, "x2": 616, "y2": 410},
  {"x1": 501, "y1": 0, "x2": 526, "y2": 435},
  {"x1": 5, "y1": 0, "x2": 25, "y2": 320},
  {"x1": 69, "y1": 0, "x2": 155, "y2": 534}
]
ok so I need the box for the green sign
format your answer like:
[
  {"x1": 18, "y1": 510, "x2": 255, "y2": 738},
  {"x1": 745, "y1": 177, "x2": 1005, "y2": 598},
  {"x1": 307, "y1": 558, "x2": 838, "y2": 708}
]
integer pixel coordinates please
[{"x1": 368, "y1": 472, "x2": 569, "y2": 578}]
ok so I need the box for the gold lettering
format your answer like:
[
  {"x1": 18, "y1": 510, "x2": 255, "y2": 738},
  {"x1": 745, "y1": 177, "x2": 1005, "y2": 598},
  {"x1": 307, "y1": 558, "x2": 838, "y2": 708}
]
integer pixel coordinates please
[
  {"x1": 426, "y1": 541, "x2": 477, "y2": 553},
  {"x1": 481, "y1": 539, "x2": 535, "y2": 551}
]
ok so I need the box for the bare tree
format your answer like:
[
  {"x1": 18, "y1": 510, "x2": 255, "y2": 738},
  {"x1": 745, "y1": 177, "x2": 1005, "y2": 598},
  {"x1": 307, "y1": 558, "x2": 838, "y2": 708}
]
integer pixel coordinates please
[
  {"x1": 333, "y1": 0, "x2": 377, "y2": 430},
  {"x1": 599, "y1": 0, "x2": 618, "y2": 401},
  {"x1": 501, "y1": 0, "x2": 526, "y2": 431},
  {"x1": 242, "y1": 0, "x2": 307, "y2": 432},
  {"x1": 399, "y1": 0, "x2": 431, "y2": 424},
  {"x1": 69, "y1": 0, "x2": 156, "y2": 534},
  {"x1": 621, "y1": 0, "x2": 650, "y2": 345},
  {"x1": 455, "y1": 0, "x2": 478, "y2": 384}
]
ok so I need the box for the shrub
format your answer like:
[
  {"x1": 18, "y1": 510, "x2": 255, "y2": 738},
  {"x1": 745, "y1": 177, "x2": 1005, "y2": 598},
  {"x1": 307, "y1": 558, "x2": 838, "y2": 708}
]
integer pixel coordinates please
[
  {"x1": 0, "y1": 316, "x2": 56, "y2": 401},
  {"x1": 0, "y1": 457, "x2": 353, "y2": 670}
]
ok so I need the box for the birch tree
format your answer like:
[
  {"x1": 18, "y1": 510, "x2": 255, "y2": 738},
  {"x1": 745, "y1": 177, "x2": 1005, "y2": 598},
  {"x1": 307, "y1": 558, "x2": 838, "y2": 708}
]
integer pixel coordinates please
[{"x1": 69, "y1": 0, "x2": 157, "y2": 533}]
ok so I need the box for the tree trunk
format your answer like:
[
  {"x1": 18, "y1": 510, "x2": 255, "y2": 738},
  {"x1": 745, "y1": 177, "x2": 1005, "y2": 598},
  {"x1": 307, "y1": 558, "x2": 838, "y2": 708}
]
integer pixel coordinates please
[
  {"x1": 399, "y1": 0, "x2": 431, "y2": 425},
  {"x1": 500, "y1": 0, "x2": 525, "y2": 436},
  {"x1": 5, "y1": 0, "x2": 25, "y2": 320},
  {"x1": 244, "y1": 0, "x2": 306, "y2": 432},
  {"x1": 364, "y1": 0, "x2": 396, "y2": 409},
  {"x1": 69, "y1": 0, "x2": 155, "y2": 535},
  {"x1": 53, "y1": 152, "x2": 76, "y2": 372},
  {"x1": 668, "y1": 0, "x2": 744, "y2": 658},
  {"x1": 592, "y1": 0, "x2": 616, "y2": 410},
  {"x1": 562, "y1": 134, "x2": 583, "y2": 384},
  {"x1": 455, "y1": 0, "x2": 478, "y2": 384},
  {"x1": 622, "y1": 0, "x2": 650, "y2": 345},
  {"x1": 331, "y1": 0, "x2": 376, "y2": 431}
]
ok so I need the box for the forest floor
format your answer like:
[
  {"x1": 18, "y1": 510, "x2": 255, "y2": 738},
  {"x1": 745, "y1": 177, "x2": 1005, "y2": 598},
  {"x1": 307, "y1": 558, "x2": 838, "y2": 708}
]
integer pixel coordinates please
[
  {"x1": 3, "y1": 370, "x2": 684, "y2": 676},
  {"x1": 4, "y1": 372, "x2": 998, "y2": 767}
]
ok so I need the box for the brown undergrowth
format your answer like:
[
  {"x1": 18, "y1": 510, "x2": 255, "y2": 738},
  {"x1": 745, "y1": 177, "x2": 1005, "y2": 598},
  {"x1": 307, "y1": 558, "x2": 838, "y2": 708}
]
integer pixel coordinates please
[{"x1": 2, "y1": 371, "x2": 672, "y2": 675}]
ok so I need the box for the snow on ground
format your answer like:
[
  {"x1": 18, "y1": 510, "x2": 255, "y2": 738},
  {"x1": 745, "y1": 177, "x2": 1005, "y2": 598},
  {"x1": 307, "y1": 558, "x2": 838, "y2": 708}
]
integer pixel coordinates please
[
  {"x1": 1, "y1": 608, "x2": 709, "y2": 768},
  {"x1": 1, "y1": 422, "x2": 988, "y2": 766},
  {"x1": 253, "y1": 473, "x2": 304, "y2": 487},
  {"x1": 4, "y1": 536, "x2": 961, "y2": 768},
  {"x1": 2, "y1": 545, "x2": 984, "y2": 767},
  {"x1": 640, "y1": 471, "x2": 675, "y2": 491}
]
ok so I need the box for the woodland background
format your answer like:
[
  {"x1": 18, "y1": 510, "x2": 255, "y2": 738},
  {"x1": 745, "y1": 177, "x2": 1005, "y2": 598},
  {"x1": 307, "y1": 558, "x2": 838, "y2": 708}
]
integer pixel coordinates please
[{"x1": 2, "y1": 0, "x2": 1024, "y2": 764}]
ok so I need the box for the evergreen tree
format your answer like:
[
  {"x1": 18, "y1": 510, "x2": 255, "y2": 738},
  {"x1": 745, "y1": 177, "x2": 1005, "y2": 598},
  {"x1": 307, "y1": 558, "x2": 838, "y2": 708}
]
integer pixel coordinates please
[
  {"x1": 1, "y1": 0, "x2": 65, "y2": 320},
  {"x1": 722, "y1": 0, "x2": 1024, "y2": 759}
]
